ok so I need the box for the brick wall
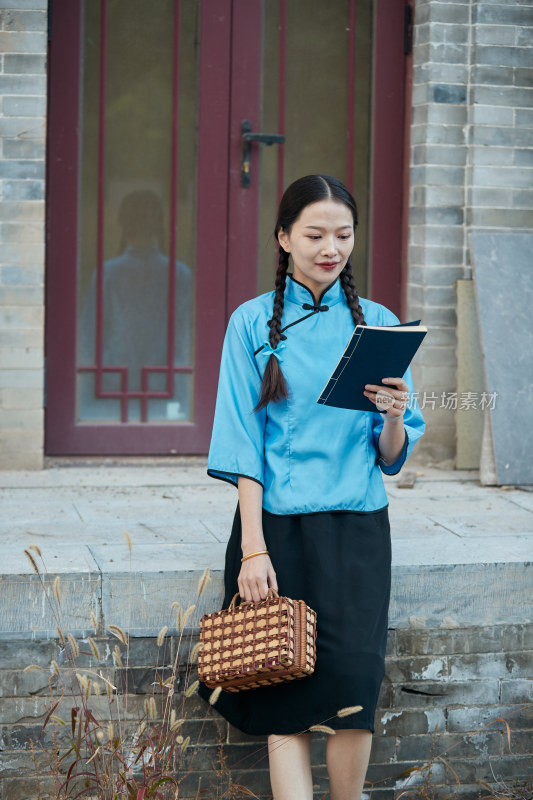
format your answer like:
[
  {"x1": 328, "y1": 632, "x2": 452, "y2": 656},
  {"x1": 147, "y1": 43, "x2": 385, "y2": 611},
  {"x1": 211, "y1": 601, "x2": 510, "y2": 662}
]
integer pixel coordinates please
[
  {"x1": 0, "y1": 2, "x2": 47, "y2": 470},
  {"x1": 408, "y1": 0, "x2": 533, "y2": 462},
  {"x1": 1, "y1": 624, "x2": 532, "y2": 799}
]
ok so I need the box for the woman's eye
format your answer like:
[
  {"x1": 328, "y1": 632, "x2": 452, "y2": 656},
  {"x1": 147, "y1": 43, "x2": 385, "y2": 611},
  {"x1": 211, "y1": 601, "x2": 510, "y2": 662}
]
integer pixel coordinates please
[{"x1": 308, "y1": 235, "x2": 321, "y2": 240}]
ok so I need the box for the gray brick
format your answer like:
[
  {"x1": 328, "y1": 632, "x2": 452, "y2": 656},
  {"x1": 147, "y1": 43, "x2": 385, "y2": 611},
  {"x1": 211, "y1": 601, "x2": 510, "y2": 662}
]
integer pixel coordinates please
[
  {"x1": 426, "y1": 6, "x2": 470, "y2": 25},
  {"x1": 0, "y1": 116, "x2": 44, "y2": 138},
  {"x1": 433, "y1": 83, "x2": 467, "y2": 104},
  {"x1": 476, "y1": 45, "x2": 533, "y2": 69},
  {"x1": 409, "y1": 244, "x2": 464, "y2": 267},
  {"x1": 470, "y1": 126, "x2": 533, "y2": 146},
  {"x1": 385, "y1": 655, "x2": 448, "y2": 683},
  {"x1": 500, "y1": 679, "x2": 533, "y2": 704},
  {"x1": 0, "y1": 73, "x2": 46, "y2": 93},
  {"x1": 2, "y1": 138, "x2": 45, "y2": 159},
  {"x1": 411, "y1": 225, "x2": 463, "y2": 247},
  {"x1": 471, "y1": 65, "x2": 515, "y2": 86},
  {"x1": 449, "y1": 704, "x2": 533, "y2": 735},
  {"x1": 411, "y1": 165, "x2": 465, "y2": 187},
  {"x1": 409, "y1": 206, "x2": 464, "y2": 225},
  {"x1": 472, "y1": 166, "x2": 533, "y2": 189},
  {"x1": 475, "y1": 24, "x2": 519, "y2": 46},
  {"x1": 514, "y1": 108, "x2": 533, "y2": 133},
  {"x1": 1, "y1": 180, "x2": 44, "y2": 202},
  {"x1": 430, "y1": 43, "x2": 469, "y2": 64},
  {"x1": 471, "y1": 146, "x2": 514, "y2": 166},
  {"x1": 449, "y1": 653, "x2": 533, "y2": 682},
  {"x1": 468, "y1": 186, "x2": 513, "y2": 207},
  {"x1": 467, "y1": 208, "x2": 533, "y2": 228},
  {"x1": 415, "y1": 63, "x2": 469, "y2": 85},
  {"x1": 422, "y1": 266, "x2": 470, "y2": 286},
  {"x1": 502, "y1": 625, "x2": 533, "y2": 652},
  {"x1": 428, "y1": 104, "x2": 468, "y2": 125},
  {"x1": 0, "y1": 0, "x2": 47, "y2": 7},
  {"x1": 472, "y1": 85, "x2": 533, "y2": 108},
  {"x1": 517, "y1": 27, "x2": 533, "y2": 47},
  {"x1": 1, "y1": 223, "x2": 44, "y2": 244},
  {"x1": 514, "y1": 66, "x2": 533, "y2": 86},
  {"x1": 3, "y1": 54, "x2": 46, "y2": 74},
  {"x1": 1, "y1": 10, "x2": 47, "y2": 31},
  {"x1": 0, "y1": 201, "x2": 44, "y2": 222},
  {"x1": 424, "y1": 287, "x2": 458, "y2": 307},
  {"x1": 449, "y1": 756, "x2": 533, "y2": 784},
  {"x1": 374, "y1": 708, "x2": 446, "y2": 737},
  {"x1": 471, "y1": 104, "x2": 514, "y2": 125},
  {"x1": 3, "y1": 94, "x2": 46, "y2": 116},
  {"x1": 423, "y1": 123, "x2": 467, "y2": 145},
  {"x1": 417, "y1": 307, "x2": 457, "y2": 327},
  {"x1": 413, "y1": 144, "x2": 466, "y2": 167},
  {"x1": 0, "y1": 160, "x2": 44, "y2": 179},
  {"x1": 420, "y1": 185, "x2": 466, "y2": 207},
  {"x1": 0, "y1": 31, "x2": 46, "y2": 54},
  {"x1": 476, "y1": 7, "x2": 533, "y2": 26},
  {"x1": 396, "y1": 730, "x2": 501, "y2": 762},
  {"x1": 511, "y1": 188, "x2": 533, "y2": 207},
  {"x1": 395, "y1": 680, "x2": 499, "y2": 707}
]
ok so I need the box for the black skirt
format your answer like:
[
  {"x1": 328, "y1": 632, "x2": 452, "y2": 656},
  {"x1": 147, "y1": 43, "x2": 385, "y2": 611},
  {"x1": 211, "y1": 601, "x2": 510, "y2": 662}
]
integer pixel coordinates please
[{"x1": 198, "y1": 504, "x2": 391, "y2": 736}]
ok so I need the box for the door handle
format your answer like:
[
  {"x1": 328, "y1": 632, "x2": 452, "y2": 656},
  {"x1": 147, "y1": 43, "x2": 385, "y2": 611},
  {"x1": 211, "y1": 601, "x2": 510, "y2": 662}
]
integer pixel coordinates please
[{"x1": 241, "y1": 120, "x2": 285, "y2": 187}]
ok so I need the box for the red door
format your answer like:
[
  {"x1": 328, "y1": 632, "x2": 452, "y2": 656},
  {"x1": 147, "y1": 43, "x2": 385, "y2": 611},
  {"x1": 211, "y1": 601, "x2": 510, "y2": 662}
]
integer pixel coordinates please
[{"x1": 46, "y1": 0, "x2": 409, "y2": 456}]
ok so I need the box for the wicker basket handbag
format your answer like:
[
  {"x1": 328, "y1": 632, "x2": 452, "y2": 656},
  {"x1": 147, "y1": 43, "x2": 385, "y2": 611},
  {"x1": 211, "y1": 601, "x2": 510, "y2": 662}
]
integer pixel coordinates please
[{"x1": 198, "y1": 589, "x2": 317, "y2": 692}]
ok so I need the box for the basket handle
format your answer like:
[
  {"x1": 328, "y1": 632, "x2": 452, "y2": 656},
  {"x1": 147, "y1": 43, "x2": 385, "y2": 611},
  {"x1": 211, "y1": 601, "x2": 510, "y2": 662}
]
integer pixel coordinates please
[{"x1": 228, "y1": 588, "x2": 279, "y2": 611}]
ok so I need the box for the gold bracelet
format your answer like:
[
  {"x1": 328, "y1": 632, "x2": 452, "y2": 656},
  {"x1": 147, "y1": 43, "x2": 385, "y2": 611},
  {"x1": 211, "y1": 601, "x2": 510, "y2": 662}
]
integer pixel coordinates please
[{"x1": 241, "y1": 549, "x2": 269, "y2": 563}]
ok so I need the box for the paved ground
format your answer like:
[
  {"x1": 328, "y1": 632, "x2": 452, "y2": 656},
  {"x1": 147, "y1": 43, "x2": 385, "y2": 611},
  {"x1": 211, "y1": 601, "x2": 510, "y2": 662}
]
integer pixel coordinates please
[{"x1": 1, "y1": 458, "x2": 532, "y2": 637}]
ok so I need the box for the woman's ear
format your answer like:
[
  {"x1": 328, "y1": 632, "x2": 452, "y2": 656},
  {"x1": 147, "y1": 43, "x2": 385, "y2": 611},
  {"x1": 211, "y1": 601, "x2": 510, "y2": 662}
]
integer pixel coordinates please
[{"x1": 278, "y1": 229, "x2": 290, "y2": 253}]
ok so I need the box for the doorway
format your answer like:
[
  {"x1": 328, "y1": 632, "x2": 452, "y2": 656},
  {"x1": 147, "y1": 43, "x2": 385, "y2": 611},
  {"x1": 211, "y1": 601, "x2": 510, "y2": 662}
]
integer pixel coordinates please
[{"x1": 45, "y1": 0, "x2": 409, "y2": 455}]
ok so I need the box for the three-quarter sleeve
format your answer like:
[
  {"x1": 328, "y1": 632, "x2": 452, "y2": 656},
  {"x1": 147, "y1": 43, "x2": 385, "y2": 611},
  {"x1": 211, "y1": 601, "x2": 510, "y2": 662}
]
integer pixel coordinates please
[
  {"x1": 207, "y1": 309, "x2": 267, "y2": 488},
  {"x1": 371, "y1": 307, "x2": 426, "y2": 476}
]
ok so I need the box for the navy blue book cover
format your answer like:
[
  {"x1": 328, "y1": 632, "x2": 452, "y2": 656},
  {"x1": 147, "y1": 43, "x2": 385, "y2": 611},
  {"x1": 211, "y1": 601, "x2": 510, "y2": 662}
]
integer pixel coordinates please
[{"x1": 318, "y1": 321, "x2": 427, "y2": 412}]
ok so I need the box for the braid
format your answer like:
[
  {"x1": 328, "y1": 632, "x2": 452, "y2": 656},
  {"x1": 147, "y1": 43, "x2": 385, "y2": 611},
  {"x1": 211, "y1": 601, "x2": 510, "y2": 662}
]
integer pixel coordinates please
[
  {"x1": 255, "y1": 248, "x2": 290, "y2": 411},
  {"x1": 339, "y1": 258, "x2": 366, "y2": 327}
]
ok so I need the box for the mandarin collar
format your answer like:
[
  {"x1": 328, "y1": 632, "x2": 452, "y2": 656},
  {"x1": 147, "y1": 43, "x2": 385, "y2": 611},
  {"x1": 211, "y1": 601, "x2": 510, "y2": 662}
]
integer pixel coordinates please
[{"x1": 285, "y1": 274, "x2": 344, "y2": 308}]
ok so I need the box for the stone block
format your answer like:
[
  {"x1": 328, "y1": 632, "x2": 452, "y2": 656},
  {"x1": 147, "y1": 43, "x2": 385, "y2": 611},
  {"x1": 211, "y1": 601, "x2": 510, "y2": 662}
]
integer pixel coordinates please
[
  {"x1": 469, "y1": 186, "x2": 513, "y2": 207},
  {"x1": 0, "y1": 348, "x2": 43, "y2": 371},
  {"x1": 411, "y1": 226, "x2": 463, "y2": 247},
  {"x1": 0, "y1": 387, "x2": 42, "y2": 410},
  {"x1": 427, "y1": 104, "x2": 468, "y2": 125},
  {"x1": 1, "y1": 9, "x2": 47, "y2": 31},
  {"x1": 455, "y1": 280, "x2": 484, "y2": 470},
  {"x1": 415, "y1": 63, "x2": 469, "y2": 85},
  {"x1": 476, "y1": 45, "x2": 533, "y2": 68},
  {"x1": 433, "y1": 84, "x2": 467, "y2": 103},
  {"x1": 500, "y1": 679, "x2": 533, "y2": 704},
  {"x1": 1, "y1": 264, "x2": 45, "y2": 285},
  {"x1": 0, "y1": 287, "x2": 44, "y2": 306},
  {"x1": 0, "y1": 242, "x2": 44, "y2": 267},
  {"x1": 385, "y1": 655, "x2": 448, "y2": 683},
  {"x1": 396, "y1": 730, "x2": 501, "y2": 762},
  {"x1": 3, "y1": 54, "x2": 46, "y2": 74},
  {"x1": 0, "y1": 368, "x2": 43, "y2": 389},
  {"x1": 470, "y1": 126, "x2": 533, "y2": 147},
  {"x1": 0, "y1": 327, "x2": 43, "y2": 347},
  {"x1": 467, "y1": 208, "x2": 533, "y2": 228},
  {"x1": 472, "y1": 85, "x2": 533, "y2": 108},
  {"x1": 447, "y1": 704, "x2": 533, "y2": 733},
  {"x1": 0, "y1": 159, "x2": 45, "y2": 179},
  {"x1": 448, "y1": 755, "x2": 533, "y2": 784},
  {"x1": 514, "y1": 149, "x2": 533, "y2": 167},
  {"x1": 423, "y1": 122, "x2": 467, "y2": 145},
  {"x1": 0, "y1": 200, "x2": 44, "y2": 222},
  {"x1": 502, "y1": 625, "x2": 533, "y2": 652},
  {"x1": 375, "y1": 708, "x2": 446, "y2": 737},
  {"x1": 475, "y1": 6, "x2": 533, "y2": 26},
  {"x1": 3, "y1": 138, "x2": 45, "y2": 159},
  {"x1": 2, "y1": 95, "x2": 46, "y2": 117},
  {"x1": 474, "y1": 24, "x2": 519, "y2": 46},
  {"x1": 471, "y1": 65, "x2": 515, "y2": 86},
  {"x1": 0, "y1": 31, "x2": 46, "y2": 54},
  {"x1": 471, "y1": 146, "x2": 513, "y2": 166},
  {"x1": 0, "y1": 73, "x2": 46, "y2": 93},
  {"x1": 0, "y1": 448, "x2": 43, "y2": 470},
  {"x1": 448, "y1": 653, "x2": 533, "y2": 682},
  {"x1": 430, "y1": 42, "x2": 469, "y2": 64},
  {"x1": 471, "y1": 105, "x2": 514, "y2": 126},
  {"x1": 514, "y1": 66, "x2": 533, "y2": 90},
  {"x1": 394, "y1": 679, "x2": 500, "y2": 707},
  {"x1": 1, "y1": 179, "x2": 44, "y2": 201},
  {"x1": 0, "y1": 222, "x2": 44, "y2": 243}
]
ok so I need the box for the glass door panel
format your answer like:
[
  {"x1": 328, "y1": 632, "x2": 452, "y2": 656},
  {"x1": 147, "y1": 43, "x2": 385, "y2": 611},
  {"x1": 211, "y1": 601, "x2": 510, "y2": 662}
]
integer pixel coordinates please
[
  {"x1": 76, "y1": 0, "x2": 198, "y2": 424},
  {"x1": 257, "y1": 0, "x2": 373, "y2": 297}
]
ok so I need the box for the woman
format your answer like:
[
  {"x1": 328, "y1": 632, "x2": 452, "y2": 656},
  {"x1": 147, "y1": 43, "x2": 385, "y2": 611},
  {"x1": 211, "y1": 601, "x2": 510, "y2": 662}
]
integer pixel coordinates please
[{"x1": 198, "y1": 175, "x2": 425, "y2": 799}]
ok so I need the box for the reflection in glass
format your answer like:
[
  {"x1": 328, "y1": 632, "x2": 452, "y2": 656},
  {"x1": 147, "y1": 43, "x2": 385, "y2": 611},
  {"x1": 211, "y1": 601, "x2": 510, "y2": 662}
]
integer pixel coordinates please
[{"x1": 76, "y1": 0, "x2": 198, "y2": 424}]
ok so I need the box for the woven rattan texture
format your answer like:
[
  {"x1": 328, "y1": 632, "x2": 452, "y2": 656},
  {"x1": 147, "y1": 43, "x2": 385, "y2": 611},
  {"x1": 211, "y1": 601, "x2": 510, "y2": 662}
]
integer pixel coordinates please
[{"x1": 199, "y1": 595, "x2": 317, "y2": 692}]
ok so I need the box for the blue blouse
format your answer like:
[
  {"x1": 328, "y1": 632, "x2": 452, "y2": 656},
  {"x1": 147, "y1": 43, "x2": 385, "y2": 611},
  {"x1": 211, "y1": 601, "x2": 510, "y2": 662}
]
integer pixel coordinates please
[{"x1": 208, "y1": 275, "x2": 425, "y2": 515}]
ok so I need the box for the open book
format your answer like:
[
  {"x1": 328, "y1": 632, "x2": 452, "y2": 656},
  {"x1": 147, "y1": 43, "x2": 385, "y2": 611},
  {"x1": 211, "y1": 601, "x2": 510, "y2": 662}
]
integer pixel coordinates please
[{"x1": 317, "y1": 321, "x2": 427, "y2": 412}]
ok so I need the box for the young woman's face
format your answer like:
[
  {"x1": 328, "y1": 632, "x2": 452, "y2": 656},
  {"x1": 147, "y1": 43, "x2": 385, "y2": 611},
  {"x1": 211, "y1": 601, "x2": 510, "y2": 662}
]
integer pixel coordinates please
[{"x1": 278, "y1": 199, "x2": 355, "y2": 299}]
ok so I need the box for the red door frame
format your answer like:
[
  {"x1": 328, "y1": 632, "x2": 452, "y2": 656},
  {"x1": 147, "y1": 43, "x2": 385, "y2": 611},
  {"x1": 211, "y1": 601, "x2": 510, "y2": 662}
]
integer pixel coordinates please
[
  {"x1": 45, "y1": 0, "x2": 231, "y2": 454},
  {"x1": 226, "y1": 0, "x2": 410, "y2": 318},
  {"x1": 46, "y1": 0, "x2": 410, "y2": 456}
]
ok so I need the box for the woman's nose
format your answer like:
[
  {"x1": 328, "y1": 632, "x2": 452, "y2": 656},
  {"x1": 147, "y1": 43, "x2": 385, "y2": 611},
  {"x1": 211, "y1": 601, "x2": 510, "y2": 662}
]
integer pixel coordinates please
[{"x1": 321, "y1": 238, "x2": 337, "y2": 255}]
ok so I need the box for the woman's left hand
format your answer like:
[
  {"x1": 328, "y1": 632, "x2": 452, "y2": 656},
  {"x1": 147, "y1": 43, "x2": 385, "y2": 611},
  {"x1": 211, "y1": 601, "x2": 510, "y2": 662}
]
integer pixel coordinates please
[{"x1": 364, "y1": 377, "x2": 409, "y2": 421}]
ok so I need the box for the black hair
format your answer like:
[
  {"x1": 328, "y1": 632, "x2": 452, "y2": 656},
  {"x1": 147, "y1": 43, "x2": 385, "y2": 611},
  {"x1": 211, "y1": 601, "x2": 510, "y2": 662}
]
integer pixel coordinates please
[{"x1": 256, "y1": 174, "x2": 366, "y2": 411}]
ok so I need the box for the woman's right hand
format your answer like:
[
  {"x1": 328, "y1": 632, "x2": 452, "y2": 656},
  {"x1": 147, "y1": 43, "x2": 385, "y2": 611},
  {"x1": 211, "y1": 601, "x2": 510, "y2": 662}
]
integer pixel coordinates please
[{"x1": 238, "y1": 553, "x2": 278, "y2": 604}]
